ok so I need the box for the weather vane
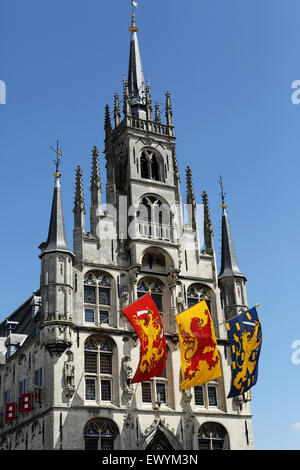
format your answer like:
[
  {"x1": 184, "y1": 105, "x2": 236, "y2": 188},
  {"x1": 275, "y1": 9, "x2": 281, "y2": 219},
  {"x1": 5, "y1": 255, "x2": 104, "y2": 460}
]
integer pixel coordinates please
[
  {"x1": 131, "y1": 0, "x2": 138, "y2": 14},
  {"x1": 219, "y1": 175, "x2": 227, "y2": 208},
  {"x1": 50, "y1": 140, "x2": 62, "y2": 178},
  {"x1": 129, "y1": 0, "x2": 139, "y2": 32}
]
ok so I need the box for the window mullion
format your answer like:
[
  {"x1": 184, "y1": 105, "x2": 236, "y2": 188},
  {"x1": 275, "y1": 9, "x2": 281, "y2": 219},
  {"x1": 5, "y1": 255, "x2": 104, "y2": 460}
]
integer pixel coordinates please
[{"x1": 97, "y1": 349, "x2": 101, "y2": 403}]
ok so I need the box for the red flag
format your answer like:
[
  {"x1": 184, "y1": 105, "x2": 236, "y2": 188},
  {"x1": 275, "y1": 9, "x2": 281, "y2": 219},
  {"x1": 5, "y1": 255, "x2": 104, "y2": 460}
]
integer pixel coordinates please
[
  {"x1": 5, "y1": 403, "x2": 16, "y2": 422},
  {"x1": 122, "y1": 293, "x2": 166, "y2": 384},
  {"x1": 20, "y1": 393, "x2": 32, "y2": 413}
]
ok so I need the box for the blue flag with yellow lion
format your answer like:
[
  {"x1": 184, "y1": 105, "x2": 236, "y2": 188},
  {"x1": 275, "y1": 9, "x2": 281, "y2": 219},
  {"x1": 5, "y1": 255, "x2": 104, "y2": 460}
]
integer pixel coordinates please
[{"x1": 226, "y1": 307, "x2": 262, "y2": 398}]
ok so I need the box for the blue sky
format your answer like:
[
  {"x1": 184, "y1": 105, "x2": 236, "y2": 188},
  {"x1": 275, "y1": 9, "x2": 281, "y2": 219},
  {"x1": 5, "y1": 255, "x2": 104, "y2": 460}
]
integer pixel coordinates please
[{"x1": 1, "y1": 0, "x2": 300, "y2": 450}]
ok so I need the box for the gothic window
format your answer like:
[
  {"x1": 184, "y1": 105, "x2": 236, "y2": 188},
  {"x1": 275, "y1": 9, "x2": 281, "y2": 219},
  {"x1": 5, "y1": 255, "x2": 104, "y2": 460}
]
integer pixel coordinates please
[
  {"x1": 151, "y1": 155, "x2": 159, "y2": 181},
  {"x1": 137, "y1": 278, "x2": 163, "y2": 313},
  {"x1": 187, "y1": 284, "x2": 219, "y2": 337},
  {"x1": 187, "y1": 285, "x2": 211, "y2": 310},
  {"x1": 140, "y1": 346, "x2": 174, "y2": 408},
  {"x1": 84, "y1": 336, "x2": 115, "y2": 403},
  {"x1": 115, "y1": 155, "x2": 127, "y2": 191},
  {"x1": 198, "y1": 422, "x2": 229, "y2": 450},
  {"x1": 84, "y1": 272, "x2": 112, "y2": 326},
  {"x1": 137, "y1": 195, "x2": 172, "y2": 241},
  {"x1": 141, "y1": 366, "x2": 168, "y2": 406},
  {"x1": 141, "y1": 153, "x2": 149, "y2": 179},
  {"x1": 140, "y1": 151, "x2": 164, "y2": 182},
  {"x1": 142, "y1": 250, "x2": 166, "y2": 273},
  {"x1": 84, "y1": 419, "x2": 118, "y2": 450}
]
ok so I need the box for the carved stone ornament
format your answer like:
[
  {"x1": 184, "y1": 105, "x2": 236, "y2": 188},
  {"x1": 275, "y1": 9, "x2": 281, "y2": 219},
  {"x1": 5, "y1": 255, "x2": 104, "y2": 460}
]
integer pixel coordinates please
[
  {"x1": 120, "y1": 286, "x2": 130, "y2": 308},
  {"x1": 182, "y1": 388, "x2": 193, "y2": 405},
  {"x1": 64, "y1": 351, "x2": 75, "y2": 397},
  {"x1": 176, "y1": 291, "x2": 185, "y2": 314},
  {"x1": 122, "y1": 356, "x2": 134, "y2": 398},
  {"x1": 40, "y1": 321, "x2": 73, "y2": 357}
]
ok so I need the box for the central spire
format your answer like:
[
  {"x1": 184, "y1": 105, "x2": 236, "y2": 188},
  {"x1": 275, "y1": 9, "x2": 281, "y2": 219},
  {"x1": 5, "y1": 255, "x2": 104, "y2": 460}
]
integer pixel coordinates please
[{"x1": 128, "y1": 12, "x2": 146, "y2": 118}]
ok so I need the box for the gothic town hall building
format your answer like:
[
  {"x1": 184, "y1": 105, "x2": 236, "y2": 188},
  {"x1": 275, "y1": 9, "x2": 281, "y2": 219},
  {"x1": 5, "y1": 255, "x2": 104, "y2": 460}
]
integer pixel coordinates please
[{"x1": 0, "y1": 14, "x2": 254, "y2": 450}]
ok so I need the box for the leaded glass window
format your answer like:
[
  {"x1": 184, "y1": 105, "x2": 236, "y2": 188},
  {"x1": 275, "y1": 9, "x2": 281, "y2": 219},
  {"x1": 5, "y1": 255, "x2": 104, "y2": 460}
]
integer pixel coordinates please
[
  {"x1": 84, "y1": 419, "x2": 118, "y2": 450},
  {"x1": 100, "y1": 310, "x2": 110, "y2": 325},
  {"x1": 100, "y1": 353, "x2": 112, "y2": 375},
  {"x1": 195, "y1": 386, "x2": 204, "y2": 406},
  {"x1": 84, "y1": 272, "x2": 112, "y2": 325},
  {"x1": 101, "y1": 380, "x2": 112, "y2": 401},
  {"x1": 84, "y1": 286, "x2": 96, "y2": 304},
  {"x1": 198, "y1": 422, "x2": 228, "y2": 450},
  {"x1": 208, "y1": 385, "x2": 218, "y2": 407},
  {"x1": 85, "y1": 352, "x2": 97, "y2": 374},
  {"x1": 99, "y1": 287, "x2": 110, "y2": 306},
  {"x1": 85, "y1": 378, "x2": 96, "y2": 401},
  {"x1": 84, "y1": 336, "x2": 114, "y2": 403},
  {"x1": 85, "y1": 308, "x2": 95, "y2": 323},
  {"x1": 141, "y1": 382, "x2": 152, "y2": 403},
  {"x1": 187, "y1": 285, "x2": 211, "y2": 310},
  {"x1": 140, "y1": 357, "x2": 170, "y2": 407},
  {"x1": 156, "y1": 382, "x2": 166, "y2": 403},
  {"x1": 194, "y1": 383, "x2": 219, "y2": 409},
  {"x1": 137, "y1": 278, "x2": 163, "y2": 312}
]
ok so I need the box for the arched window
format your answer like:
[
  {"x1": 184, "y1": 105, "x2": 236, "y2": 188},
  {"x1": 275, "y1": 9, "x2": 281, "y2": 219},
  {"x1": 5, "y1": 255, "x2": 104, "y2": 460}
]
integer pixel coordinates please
[
  {"x1": 140, "y1": 151, "x2": 164, "y2": 182},
  {"x1": 187, "y1": 284, "x2": 219, "y2": 336},
  {"x1": 137, "y1": 278, "x2": 164, "y2": 313},
  {"x1": 151, "y1": 155, "x2": 159, "y2": 181},
  {"x1": 187, "y1": 285, "x2": 211, "y2": 310},
  {"x1": 84, "y1": 419, "x2": 118, "y2": 450},
  {"x1": 84, "y1": 336, "x2": 114, "y2": 403},
  {"x1": 137, "y1": 196, "x2": 172, "y2": 241},
  {"x1": 142, "y1": 250, "x2": 166, "y2": 273},
  {"x1": 198, "y1": 422, "x2": 229, "y2": 450},
  {"x1": 115, "y1": 155, "x2": 127, "y2": 191},
  {"x1": 141, "y1": 153, "x2": 149, "y2": 179},
  {"x1": 84, "y1": 272, "x2": 112, "y2": 326}
]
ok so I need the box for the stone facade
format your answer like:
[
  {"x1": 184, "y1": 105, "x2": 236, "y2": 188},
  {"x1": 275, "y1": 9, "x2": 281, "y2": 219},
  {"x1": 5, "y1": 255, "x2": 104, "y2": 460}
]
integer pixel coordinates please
[{"x1": 0, "y1": 14, "x2": 254, "y2": 451}]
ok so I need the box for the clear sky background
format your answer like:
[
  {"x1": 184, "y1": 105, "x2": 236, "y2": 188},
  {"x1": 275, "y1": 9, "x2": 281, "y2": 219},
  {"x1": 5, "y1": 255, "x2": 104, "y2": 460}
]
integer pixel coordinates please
[{"x1": 1, "y1": 0, "x2": 300, "y2": 450}]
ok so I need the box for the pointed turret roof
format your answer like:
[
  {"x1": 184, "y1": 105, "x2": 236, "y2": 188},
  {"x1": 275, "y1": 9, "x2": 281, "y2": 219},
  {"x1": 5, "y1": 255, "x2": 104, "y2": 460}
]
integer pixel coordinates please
[
  {"x1": 42, "y1": 174, "x2": 73, "y2": 256},
  {"x1": 218, "y1": 180, "x2": 244, "y2": 280},
  {"x1": 128, "y1": 14, "x2": 146, "y2": 114}
]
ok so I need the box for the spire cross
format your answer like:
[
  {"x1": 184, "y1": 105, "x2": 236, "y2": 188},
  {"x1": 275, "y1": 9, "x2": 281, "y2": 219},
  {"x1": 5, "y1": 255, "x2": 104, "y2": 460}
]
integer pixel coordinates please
[
  {"x1": 51, "y1": 140, "x2": 62, "y2": 178},
  {"x1": 219, "y1": 175, "x2": 227, "y2": 208}
]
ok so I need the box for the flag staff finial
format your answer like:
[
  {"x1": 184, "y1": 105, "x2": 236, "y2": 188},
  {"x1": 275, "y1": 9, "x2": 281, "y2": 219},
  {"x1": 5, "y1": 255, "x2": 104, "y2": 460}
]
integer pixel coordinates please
[
  {"x1": 50, "y1": 140, "x2": 62, "y2": 179},
  {"x1": 219, "y1": 175, "x2": 227, "y2": 209}
]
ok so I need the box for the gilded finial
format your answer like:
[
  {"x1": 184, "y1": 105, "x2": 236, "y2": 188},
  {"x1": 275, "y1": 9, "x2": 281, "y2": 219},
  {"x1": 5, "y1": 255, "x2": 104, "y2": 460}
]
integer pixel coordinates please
[
  {"x1": 219, "y1": 175, "x2": 227, "y2": 208},
  {"x1": 50, "y1": 140, "x2": 62, "y2": 178},
  {"x1": 129, "y1": 1, "x2": 139, "y2": 32}
]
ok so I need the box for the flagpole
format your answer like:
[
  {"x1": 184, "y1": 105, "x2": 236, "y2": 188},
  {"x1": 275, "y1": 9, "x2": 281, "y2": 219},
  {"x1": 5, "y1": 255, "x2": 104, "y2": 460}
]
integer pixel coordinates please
[{"x1": 218, "y1": 304, "x2": 260, "y2": 327}]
